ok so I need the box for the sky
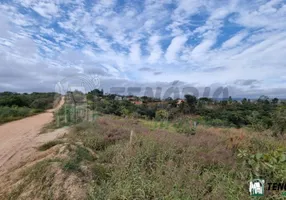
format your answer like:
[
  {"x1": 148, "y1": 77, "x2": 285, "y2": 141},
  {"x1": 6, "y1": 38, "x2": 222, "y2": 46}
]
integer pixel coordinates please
[{"x1": 0, "y1": 0, "x2": 286, "y2": 98}]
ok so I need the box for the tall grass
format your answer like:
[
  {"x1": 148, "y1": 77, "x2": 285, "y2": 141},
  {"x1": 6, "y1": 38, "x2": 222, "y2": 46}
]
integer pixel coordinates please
[
  {"x1": 75, "y1": 117, "x2": 286, "y2": 199},
  {"x1": 5, "y1": 115, "x2": 286, "y2": 199}
]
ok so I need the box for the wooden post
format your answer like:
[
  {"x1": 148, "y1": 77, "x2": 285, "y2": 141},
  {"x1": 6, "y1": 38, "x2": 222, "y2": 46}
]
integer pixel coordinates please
[{"x1": 130, "y1": 130, "x2": 134, "y2": 146}]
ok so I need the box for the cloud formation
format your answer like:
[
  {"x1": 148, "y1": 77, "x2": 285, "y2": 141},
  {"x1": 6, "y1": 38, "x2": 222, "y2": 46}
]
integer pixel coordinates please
[{"x1": 0, "y1": 0, "x2": 285, "y2": 98}]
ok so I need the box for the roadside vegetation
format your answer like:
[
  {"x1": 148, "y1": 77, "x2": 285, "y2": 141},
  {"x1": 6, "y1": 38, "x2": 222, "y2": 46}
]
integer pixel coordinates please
[{"x1": 0, "y1": 92, "x2": 61, "y2": 124}]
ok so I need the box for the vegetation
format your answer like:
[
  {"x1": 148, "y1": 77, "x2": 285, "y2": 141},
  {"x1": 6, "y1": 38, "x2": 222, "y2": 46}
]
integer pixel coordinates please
[
  {"x1": 0, "y1": 91, "x2": 60, "y2": 124},
  {"x1": 86, "y1": 89, "x2": 286, "y2": 136},
  {"x1": 1, "y1": 89, "x2": 285, "y2": 199},
  {"x1": 4, "y1": 115, "x2": 286, "y2": 199},
  {"x1": 0, "y1": 106, "x2": 42, "y2": 124}
]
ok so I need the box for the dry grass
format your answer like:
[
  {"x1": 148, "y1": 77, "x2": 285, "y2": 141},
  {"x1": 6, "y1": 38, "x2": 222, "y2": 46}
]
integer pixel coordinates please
[{"x1": 2, "y1": 115, "x2": 286, "y2": 199}]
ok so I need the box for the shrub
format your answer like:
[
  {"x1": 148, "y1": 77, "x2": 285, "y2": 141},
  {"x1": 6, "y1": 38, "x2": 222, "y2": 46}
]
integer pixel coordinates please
[
  {"x1": 155, "y1": 109, "x2": 169, "y2": 121},
  {"x1": 173, "y1": 119, "x2": 196, "y2": 136}
]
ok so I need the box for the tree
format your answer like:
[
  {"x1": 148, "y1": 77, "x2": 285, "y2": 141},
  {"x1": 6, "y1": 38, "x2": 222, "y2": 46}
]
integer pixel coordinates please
[
  {"x1": 199, "y1": 97, "x2": 212, "y2": 104},
  {"x1": 88, "y1": 89, "x2": 103, "y2": 97},
  {"x1": 184, "y1": 95, "x2": 197, "y2": 113},
  {"x1": 228, "y1": 96, "x2": 233, "y2": 104},
  {"x1": 86, "y1": 93, "x2": 94, "y2": 101},
  {"x1": 242, "y1": 98, "x2": 248, "y2": 105},
  {"x1": 258, "y1": 95, "x2": 270, "y2": 104},
  {"x1": 272, "y1": 98, "x2": 279, "y2": 105},
  {"x1": 165, "y1": 97, "x2": 173, "y2": 102}
]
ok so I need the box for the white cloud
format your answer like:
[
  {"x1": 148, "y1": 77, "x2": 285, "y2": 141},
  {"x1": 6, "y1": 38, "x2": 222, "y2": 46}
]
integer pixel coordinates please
[
  {"x1": 191, "y1": 39, "x2": 214, "y2": 58},
  {"x1": 165, "y1": 35, "x2": 187, "y2": 63},
  {"x1": 0, "y1": 14, "x2": 10, "y2": 38},
  {"x1": 222, "y1": 31, "x2": 248, "y2": 49},
  {"x1": 0, "y1": 0, "x2": 286, "y2": 97},
  {"x1": 93, "y1": 0, "x2": 116, "y2": 14},
  {"x1": 147, "y1": 35, "x2": 162, "y2": 64},
  {"x1": 32, "y1": 2, "x2": 59, "y2": 18},
  {"x1": 233, "y1": 0, "x2": 286, "y2": 30},
  {"x1": 129, "y1": 43, "x2": 141, "y2": 64}
]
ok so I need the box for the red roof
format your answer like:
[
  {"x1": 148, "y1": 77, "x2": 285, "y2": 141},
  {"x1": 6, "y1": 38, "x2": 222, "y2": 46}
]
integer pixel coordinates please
[
  {"x1": 177, "y1": 99, "x2": 184, "y2": 104},
  {"x1": 133, "y1": 101, "x2": 143, "y2": 105}
]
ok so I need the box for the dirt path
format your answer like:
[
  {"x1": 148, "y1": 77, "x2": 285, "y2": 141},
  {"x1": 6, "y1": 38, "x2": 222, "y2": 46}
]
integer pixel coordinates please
[{"x1": 0, "y1": 97, "x2": 67, "y2": 175}]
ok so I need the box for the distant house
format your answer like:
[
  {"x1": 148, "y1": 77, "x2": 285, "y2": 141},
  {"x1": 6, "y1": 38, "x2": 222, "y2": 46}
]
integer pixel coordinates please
[
  {"x1": 126, "y1": 96, "x2": 136, "y2": 101},
  {"x1": 115, "y1": 96, "x2": 123, "y2": 101},
  {"x1": 132, "y1": 101, "x2": 143, "y2": 105},
  {"x1": 176, "y1": 99, "x2": 184, "y2": 105}
]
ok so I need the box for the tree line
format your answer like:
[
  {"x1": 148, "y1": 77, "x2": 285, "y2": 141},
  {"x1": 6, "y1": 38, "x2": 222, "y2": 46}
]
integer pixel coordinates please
[
  {"x1": 85, "y1": 89, "x2": 286, "y2": 136},
  {"x1": 0, "y1": 92, "x2": 60, "y2": 124}
]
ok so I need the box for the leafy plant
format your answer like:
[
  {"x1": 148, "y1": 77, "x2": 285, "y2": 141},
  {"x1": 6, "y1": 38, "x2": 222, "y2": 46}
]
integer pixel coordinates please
[{"x1": 237, "y1": 148, "x2": 286, "y2": 180}]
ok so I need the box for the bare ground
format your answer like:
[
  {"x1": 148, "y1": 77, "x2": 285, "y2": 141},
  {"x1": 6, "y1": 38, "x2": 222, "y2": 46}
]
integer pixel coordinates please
[{"x1": 0, "y1": 97, "x2": 66, "y2": 176}]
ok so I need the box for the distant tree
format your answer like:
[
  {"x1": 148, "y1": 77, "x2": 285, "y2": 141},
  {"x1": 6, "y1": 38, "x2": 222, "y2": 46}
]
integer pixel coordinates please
[
  {"x1": 272, "y1": 98, "x2": 279, "y2": 105},
  {"x1": 199, "y1": 97, "x2": 212, "y2": 104},
  {"x1": 86, "y1": 93, "x2": 94, "y2": 101},
  {"x1": 141, "y1": 96, "x2": 152, "y2": 103},
  {"x1": 258, "y1": 95, "x2": 270, "y2": 104},
  {"x1": 228, "y1": 96, "x2": 233, "y2": 104},
  {"x1": 106, "y1": 94, "x2": 116, "y2": 100},
  {"x1": 165, "y1": 97, "x2": 173, "y2": 102},
  {"x1": 184, "y1": 95, "x2": 197, "y2": 107},
  {"x1": 88, "y1": 89, "x2": 103, "y2": 97},
  {"x1": 184, "y1": 95, "x2": 197, "y2": 113},
  {"x1": 242, "y1": 98, "x2": 248, "y2": 105}
]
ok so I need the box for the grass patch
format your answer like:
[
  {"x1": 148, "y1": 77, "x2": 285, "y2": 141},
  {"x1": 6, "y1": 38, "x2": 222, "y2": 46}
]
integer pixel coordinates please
[
  {"x1": 62, "y1": 145, "x2": 95, "y2": 172},
  {"x1": 140, "y1": 119, "x2": 176, "y2": 132}
]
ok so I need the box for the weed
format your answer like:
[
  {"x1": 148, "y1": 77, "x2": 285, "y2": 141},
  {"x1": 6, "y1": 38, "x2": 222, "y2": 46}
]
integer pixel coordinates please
[
  {"x1": 62, "y1": 145, "x2": 95, "y2": 172},
  {"x1": 91, "y1": 164, "x2": 110, "y2": 184}
]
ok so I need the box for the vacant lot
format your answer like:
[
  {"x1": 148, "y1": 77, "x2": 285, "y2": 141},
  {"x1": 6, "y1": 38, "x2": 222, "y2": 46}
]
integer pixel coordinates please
[{"x1": 1, "y1": 115, "x2": 285, "y2": 199}]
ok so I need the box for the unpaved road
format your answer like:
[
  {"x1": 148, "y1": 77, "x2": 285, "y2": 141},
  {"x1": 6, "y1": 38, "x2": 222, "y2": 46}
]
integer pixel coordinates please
[{"x1": 0, "y1": 97, "x2": 66, "y2": 175}]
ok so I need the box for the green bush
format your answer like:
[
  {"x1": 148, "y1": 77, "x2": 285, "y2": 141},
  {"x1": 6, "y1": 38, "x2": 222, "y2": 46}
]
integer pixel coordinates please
[
  {"x1": 155, "y1": 109, "x2": 169, "y2": 121},
  {"x1": 0, "y1": 92, "x2": 59, "y2": 123},
  {"x1": 0, "y1": 106, "x2": 42, "y2": 124}
]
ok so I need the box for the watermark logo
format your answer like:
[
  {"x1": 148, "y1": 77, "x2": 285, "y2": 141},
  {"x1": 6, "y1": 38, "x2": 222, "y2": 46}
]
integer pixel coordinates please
[
  {"x1": 54, "y1": 74, "x2": 100, "y2": 126},
  {"x1": 249, "y1": 179, "x2": 265, "y2": 196}
]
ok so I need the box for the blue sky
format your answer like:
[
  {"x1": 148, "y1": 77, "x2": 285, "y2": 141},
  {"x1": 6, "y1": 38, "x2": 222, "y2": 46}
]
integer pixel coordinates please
[{"x1": 0, "y1": 0, "x2": 286, "y2": 98}]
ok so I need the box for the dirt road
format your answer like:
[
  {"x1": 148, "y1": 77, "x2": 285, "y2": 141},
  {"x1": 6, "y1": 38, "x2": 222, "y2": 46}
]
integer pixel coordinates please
[{"x1": 0, "y1": 97, "x2": 66, "y2": 175}]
